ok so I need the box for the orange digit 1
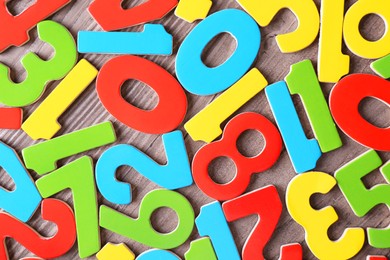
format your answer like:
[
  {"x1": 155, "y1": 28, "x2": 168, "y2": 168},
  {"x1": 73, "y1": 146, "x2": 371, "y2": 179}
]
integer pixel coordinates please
[
  {"x1": 0, "y1": 199, "x2": 76, "y2": 260},
  {"x1": 0, "y1": 0, "x2": 71, "y2": 52},
  {"x1": 96, "y1": 55, "x2": 187, "y2": 134},
  {"x1": 192, "y1": 112, "x2": 282, "y2": 201},
  {"x1": 222, "y1": 186, "x2": 299, "y2": 260},
  {"x1": 88, "y1": 0, "x2": 178, "y2": 31}
]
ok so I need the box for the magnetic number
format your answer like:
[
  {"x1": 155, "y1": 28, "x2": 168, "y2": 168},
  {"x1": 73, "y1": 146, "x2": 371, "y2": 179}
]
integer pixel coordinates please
[{"x1": 192, "y1": 112, "x2": 282, "y2": 200}]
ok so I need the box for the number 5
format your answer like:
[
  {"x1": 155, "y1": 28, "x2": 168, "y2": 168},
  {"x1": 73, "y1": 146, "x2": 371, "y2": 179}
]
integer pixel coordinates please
[{"x1": 336, "y1": 150, "x2": 390, "y2": 248}]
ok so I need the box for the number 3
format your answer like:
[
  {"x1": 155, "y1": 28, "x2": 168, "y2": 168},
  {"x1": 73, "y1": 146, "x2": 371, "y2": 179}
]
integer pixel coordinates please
[{"x1": 286, "y1": 171, "x2": 365, "y2": 259}]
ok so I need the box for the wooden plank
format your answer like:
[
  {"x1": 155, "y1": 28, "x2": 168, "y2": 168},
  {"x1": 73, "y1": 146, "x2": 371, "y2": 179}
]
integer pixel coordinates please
[{"x1": 1, "y1": 0, "x2": 389, "y2": 259}]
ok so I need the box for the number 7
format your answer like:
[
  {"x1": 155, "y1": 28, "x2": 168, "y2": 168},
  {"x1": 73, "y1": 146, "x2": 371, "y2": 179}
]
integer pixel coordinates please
[
  {"x1": 222, "y1": 185, "x2": 300, "y2": 260},
  {"x1": 35, "y1": 156, "x2": 100, "y2": 258}
]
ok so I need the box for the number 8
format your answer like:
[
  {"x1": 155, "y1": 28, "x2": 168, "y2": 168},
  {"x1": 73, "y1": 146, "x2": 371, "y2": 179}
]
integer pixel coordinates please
[{"x1": 192, "y1": 112, "x2": 282, "y2": 201}]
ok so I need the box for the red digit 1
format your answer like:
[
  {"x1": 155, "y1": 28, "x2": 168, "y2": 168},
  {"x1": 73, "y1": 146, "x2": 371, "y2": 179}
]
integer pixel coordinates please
[
  {"x1": 0, "y1": 198, "x2": 76, "y2": 260},
  {"x1": 192, "y1": 112, "x2": 282, "y2": 201},
  {"x1": 0, "y1": 0, "x2": 71, "y2": 52},
  {"x1": 330, "y1": 74, "x2": 390, "y2": 151},
  {"x1": 222, "y1": 186, "x2": 283, "y2": 260},
  {"x1": 96, "y1": 55, "x2": 187, "y2": 134},
  {"x1": 88, "y1": 0, "x2": 178, "y2": 31}
]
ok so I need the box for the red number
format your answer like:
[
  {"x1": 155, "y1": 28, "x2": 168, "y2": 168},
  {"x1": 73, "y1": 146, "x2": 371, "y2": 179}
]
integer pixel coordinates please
[
  {"x1": 0, "y1": 199, "x2": 76, "y2": 259},
  {"x1": 330, "y1": 74, "x2": 390, "y2": 151},
  {"x1": 223, "y1": 186, "x2": 300, "y2": 260},
  {"x1": 0, "y1": 0, "x2": 71, "y2": 52},
  {"x1": 279, "y1": 243, "x2": 302, "y2": 260},
  {"x1": 192, "y1": 112, "x2": 282, "y2": 200},
  {"x1": 96, "y1": 55, "x2": 187, "y2": 134},
  {"x1": 0, "y1": 108, "x2": 22, "y2": 129},
  {"x1": 88, "y1": 0, "x2": 178, "y2": 31}
]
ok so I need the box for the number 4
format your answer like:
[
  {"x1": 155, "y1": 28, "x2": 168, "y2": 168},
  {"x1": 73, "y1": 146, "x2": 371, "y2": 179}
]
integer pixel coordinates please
[{"x1": 88, "y1": 0, "x2": 178, "y2": 31}]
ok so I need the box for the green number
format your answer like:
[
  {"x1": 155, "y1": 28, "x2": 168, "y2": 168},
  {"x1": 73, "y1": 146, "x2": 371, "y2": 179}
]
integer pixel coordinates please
[
  {"x1": 336, "y1": 150, "x2": 390, "y2": 248},
  {"x1": 36, "y1": 156, "x2": 100, "y2": 257},
  {"x1": 100, "y1": 189, "x2": 194, "y2": 249}
]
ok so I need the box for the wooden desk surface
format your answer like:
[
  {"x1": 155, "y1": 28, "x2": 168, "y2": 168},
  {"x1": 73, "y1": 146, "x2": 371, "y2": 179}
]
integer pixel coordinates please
[{"x1": 2, "y1": 0, "x2": 390, "y2": 259}]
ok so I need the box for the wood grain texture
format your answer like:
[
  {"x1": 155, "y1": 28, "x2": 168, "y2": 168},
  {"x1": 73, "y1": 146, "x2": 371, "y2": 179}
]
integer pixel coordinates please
[{"x1": 1, "y1": 0, "x2": 390, "y2": 259}]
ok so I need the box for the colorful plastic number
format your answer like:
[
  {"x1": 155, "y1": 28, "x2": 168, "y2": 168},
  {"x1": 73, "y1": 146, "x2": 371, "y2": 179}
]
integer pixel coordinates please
[
  {"x1": 0, "y1": 198, "x2": 76, "y2": 260},
  {"x1": 137, "y1": 237, "x2": 217, "y2": 260},
  {"x1": 285, "y1": 60, "x2": 342, "y2": 152},
  {"x1": 222, "y1": 186, "x2": 282, "y2": 260},
  {"x1": 96, "y1": 130, "x2": 192, "y2": 205},
  {"x1": 184, "y1": 68, "x2": 268, "y2": 143},
  {"x1": 174, "y1": 0, "x2": 212, "y2": 23},
  {"x1": 330, "y1": 74, "x2": 390, "y2": 151},
  {"x1": 343, "y1": 0, "x2": 390, "y2": 59},
  {"x1": 335, "y1": 150, "x2": 390, "y2": 248},
  {"x1": 88, "y1": 0, "x2": 177, "y2": 31},
  {"x1": 0, "y1": 108, "x2": 22, "y2": 129},
  {"x1": 78, "y1": 24, "x2": 172, "y2": 55},
  {"x1": 235, "y1": 0, "x2": 319, "y2": 53},
  {"x1": 196, "y1": 202, "x2": 240, "y2": 260},
  {"x1": 97, "y1": 243, "x2": 135, "y2": 260},
  {"x1": 371, "y1": 54, "x2": 390, "y2": 79},
  {"x1": 134, "y1": 238, "x2": 217, "y2": 260},
  {"x1": 96, "y1": 55, "x2": 187, "y2": 134},
  {"x1": 137, "y1": 249, "x2": 180, "y2": 260},
  {"x1": 19, "y1": 257, "x2": 45, "y2": 260},
  {"x1": 22, "y1": 59, "x2": 98, "y2": 140},
  {"x1": 100, "y1": 189, "x2": 194, "y2": 249},
  {"x1": 175, "y1": 9, "x2": 260, "y2": 95},
  {"x1": 185, "y1": 238, "x2": 217, "y2": 260},
  {"x1": 318, "y1": 0, "x2": 349, "y2": 82},
  {"x1": 23, "y1": 121, "x2": 116, "y2": 175},
  {"x1": 286, "y1": 171, "x2": 365, "y2": 259},
  {"x1": 278, "y1": 244, "x2": 302, "y2": 260},
  {"x1": 0, "y1": 20, "x2": 77, "y2": 107},
  {"x1": 368, "y1": 256, "x2": 388, "y2": 260},
  {"x1": 36, "y1": 157, "x2": 100, "y2": 258},
  {"x1": 0, "y1": 0, "x2": 71, "y2": 52},
  {"x1": 192, "y1": 112, "x2": 282, "y2": 200},
  {"x1": 0, "y1": 142, "x2": 41, "y2": 222},
  {"x1": 265, "y1": 81, "x2": 321, "y2": 173}
]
